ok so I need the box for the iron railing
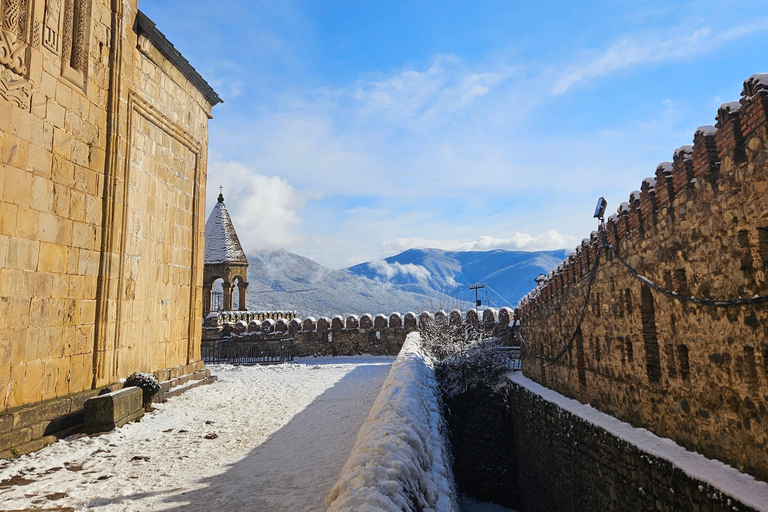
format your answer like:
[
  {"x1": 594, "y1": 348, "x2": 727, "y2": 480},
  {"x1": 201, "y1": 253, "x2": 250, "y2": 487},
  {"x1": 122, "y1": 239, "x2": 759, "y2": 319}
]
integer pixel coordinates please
[
  {"x1": 496, "y1": 346, "x2": 522, "y2": 370},
  {"x1": 201, "y1": 337, "x2": 294, "y2": 365}
]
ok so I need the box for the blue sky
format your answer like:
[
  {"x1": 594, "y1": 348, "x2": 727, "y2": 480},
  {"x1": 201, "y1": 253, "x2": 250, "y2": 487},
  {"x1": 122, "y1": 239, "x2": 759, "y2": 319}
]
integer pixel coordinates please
[{"x1": 142, "y1": 0, "x2": 768, "y2": 269}]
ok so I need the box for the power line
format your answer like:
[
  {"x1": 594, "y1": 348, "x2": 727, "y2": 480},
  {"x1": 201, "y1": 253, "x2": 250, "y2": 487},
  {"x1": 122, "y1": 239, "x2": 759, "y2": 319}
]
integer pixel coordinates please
[{"x1": 518, "y1": 242, "x2": 768, "y2": 368}]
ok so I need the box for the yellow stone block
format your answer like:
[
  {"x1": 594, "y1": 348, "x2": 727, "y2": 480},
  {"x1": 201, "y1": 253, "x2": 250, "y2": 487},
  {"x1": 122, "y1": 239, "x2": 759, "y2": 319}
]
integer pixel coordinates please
[
  {"x1": 0, "y1": 202, "x2": 17, "y2": 236},
  {"x1": 80, "y1": 299, "x2": 96, "y2": 324},
  {"x1": 85, "y1": 194, "x2": 102, "y2": 225},
  {"x1": 28, "y1": 144, "x2": 52, "y2": 179},
  {"x1": 22, "y1": 360, "x2": 44, "y2": 403},
  {"x1": 52, "y1": 129, "x2": 72, "y2": 159},
  {"x1": 9, "y1": 363, "x2": 25, "y2": 408},
  {"x1": 0, "y1": 234, "x2": 7, "y2": 267},
  {"x1": 42, "y1": 359, "x2": 58, "y2": 401},
  {"x1": 55, "y1": 357, "x2": 70, "y2": 396},
  {"x1": 37, "y1": 212, "x2": 59, "y2": 243},
  {"x1": 72, "y1": 222, "x2": 94, "y2": 250},
  {"x1": 33, "y1": 272, "x2": 53, "y2": 297},
  {"x1": 15, "y1": 207, "x2": 39, "y2": 240},
  {"x1": 8, "y1": 238, "x2": 39, "y2": 272},
  {"x1": 3, "y1": 166, "x2": 32, "y2": 208},
  {"x1": 50, "y1": 273, "x2": 69, "y2": 299},
  {"x1": 2, "y1": 136, "x2": 29, "y2": 171},
  {"x1": 51, "y1": 155, "x2": 75, "y2": 187},
  {"x1": 0, "y1": 365, "x2": 9, "y2": 409},
  {"x1": 57, "y1": 218, "x2": 73, "y2": 246},
  {"x1": 31, "y1": 176, "x2": 54, "y2": 212},
  {"x1": 0, "y1": 329, "x2": 11, "y2": 365},
  {"x1": 38, "y1": 242, "x2": 68, "y2": 274},
  {"x1": 0, "y1": 268, "x2": 21, "y2": 297},
  {"x1": 40, "y1": 71, "x2": 57, "y2": 98},
  {"x1": 69, "y1": 190, "x2": 86, "y2": 222},
  {"x1": 55, "y1": 81, "x2": 72, "y2": 108}
]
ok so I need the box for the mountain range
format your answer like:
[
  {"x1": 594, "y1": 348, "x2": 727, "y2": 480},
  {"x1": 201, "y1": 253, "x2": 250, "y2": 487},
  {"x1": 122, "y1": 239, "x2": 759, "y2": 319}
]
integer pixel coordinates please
[
  {"x1": 345, "y1": 248, "x2": 568, "y2": 309},
  {"x1": 244, "y1": 247, "x2": 567, "y2": 318}
]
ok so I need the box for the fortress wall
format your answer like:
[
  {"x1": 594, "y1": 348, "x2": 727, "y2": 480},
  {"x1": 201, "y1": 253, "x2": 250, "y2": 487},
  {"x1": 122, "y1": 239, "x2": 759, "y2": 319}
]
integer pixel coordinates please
[
  {"x1": 518, "y1": 74, "x2": 768, "y2": 482},
  {"x1": 202, "y1": 307, "x2": 516, "y2": 357},
  {"x1": 447, "y1": 374, "x2": 767, "y2": 512}
]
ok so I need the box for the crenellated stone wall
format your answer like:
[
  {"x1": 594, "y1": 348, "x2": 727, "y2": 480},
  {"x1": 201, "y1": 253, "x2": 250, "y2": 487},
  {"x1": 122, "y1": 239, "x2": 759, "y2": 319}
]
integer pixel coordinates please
[
  {"x1": 518, "y1": 73, "x2": 768, "y2": 483},
  {"x1": 202, "y1": 307, "x2": 516, "y2": 357}
]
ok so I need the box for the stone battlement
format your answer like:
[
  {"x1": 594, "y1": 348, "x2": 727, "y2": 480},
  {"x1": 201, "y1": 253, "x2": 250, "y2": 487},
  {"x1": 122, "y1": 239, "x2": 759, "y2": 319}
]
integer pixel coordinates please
[
  {"x1": 517, "y1": 73, "x2": 768, "y2": 483},
  {"x1": 203, "y1": 308, "x2": 516, "y2": 357}
]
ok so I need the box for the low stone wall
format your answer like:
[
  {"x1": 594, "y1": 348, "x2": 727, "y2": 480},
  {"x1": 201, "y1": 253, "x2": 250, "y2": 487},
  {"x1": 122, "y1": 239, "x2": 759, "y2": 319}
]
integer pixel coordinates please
[
  {"x1": 0, "y1": 362, "x2": 213, "y2": 459},
  {"x1": 203, "y1": 308, "x2": 516, "y2": 357},
  {"x1": 448, "y1": 372, "x2": 768, "y2": 511},
  {"x1": 326, "y1": 333, "x2": 458, "y2": 512}
]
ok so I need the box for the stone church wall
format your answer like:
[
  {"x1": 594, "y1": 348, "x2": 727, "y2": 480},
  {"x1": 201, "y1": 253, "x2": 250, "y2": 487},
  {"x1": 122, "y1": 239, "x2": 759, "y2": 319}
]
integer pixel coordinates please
[
  {"x1": 518, "y1": 74, "x2": 768, "y2": 482},
  {"x1": 0, "y1": 0, "x2": 218, "y2": 454}
]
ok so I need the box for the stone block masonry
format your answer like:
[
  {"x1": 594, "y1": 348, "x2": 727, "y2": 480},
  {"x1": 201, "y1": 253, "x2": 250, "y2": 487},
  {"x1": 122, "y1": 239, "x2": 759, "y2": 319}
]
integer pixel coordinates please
[
  {"x1": 447, "y1": 373, "x2": 768, "y2": 512},
  {"x1": 0, "y1": 1, "x2": 221, "y2": 457},
  {"x1": 518, "y1": 73, "x2": 768, "y2": 483},
  {"x1": 83, "y1": 386, "x2": 144, "y2": 434},
  {"x1": 203, "y1": 307, "x2": 517, "y2": 357}
]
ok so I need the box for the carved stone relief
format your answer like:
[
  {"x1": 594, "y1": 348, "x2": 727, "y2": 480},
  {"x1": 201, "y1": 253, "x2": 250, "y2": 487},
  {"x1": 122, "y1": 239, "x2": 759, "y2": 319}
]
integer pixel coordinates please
[
  {"x1": 43, "y1": 0, "x2": 61, "y2": 53},
  {"x1": 0, "y1": 0, "x2": 30, "y2": 76},
  {"x1": 60, "y1": 0, "x2": 90, "y2": 86},
  {"x1": 0, "y1": 65, "x2": 31, "y2": 108}
]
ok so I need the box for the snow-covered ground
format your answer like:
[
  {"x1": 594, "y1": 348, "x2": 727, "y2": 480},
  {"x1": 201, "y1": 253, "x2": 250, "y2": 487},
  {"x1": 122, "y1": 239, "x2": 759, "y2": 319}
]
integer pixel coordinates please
[{"x1": 0, "y1": 356, "x2": 394, "y2": 511}]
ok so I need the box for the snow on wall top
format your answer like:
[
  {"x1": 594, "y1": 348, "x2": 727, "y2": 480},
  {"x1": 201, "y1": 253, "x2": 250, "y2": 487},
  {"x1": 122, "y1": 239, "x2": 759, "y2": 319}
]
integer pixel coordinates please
[
  {"x1": 326, "y1": 332, "x2": 458, "y2": 512},
  {"x1": 508, "y1": 372, "x2": 768, "y2": 512},
  {"x1": 204, "y1": 194, "x2": 248, "y2": 265},
  {"x1": 695, "y1": 125, "x2": 717, "y2": 136}
]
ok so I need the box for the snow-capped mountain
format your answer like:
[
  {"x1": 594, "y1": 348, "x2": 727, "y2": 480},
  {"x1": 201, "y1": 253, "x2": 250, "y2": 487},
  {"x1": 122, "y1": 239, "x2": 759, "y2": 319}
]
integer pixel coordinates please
[
  {"x1": 244, "y1": 249, "x2": 460, "y2": 318},
  {"x1": 345, "y1": 248, "x2": 569, "y2": 308}
]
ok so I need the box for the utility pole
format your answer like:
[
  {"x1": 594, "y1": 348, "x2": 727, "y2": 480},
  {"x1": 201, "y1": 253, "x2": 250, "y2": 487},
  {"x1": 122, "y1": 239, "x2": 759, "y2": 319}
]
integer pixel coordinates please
[{"x1": 469, "y1": 283, "x2": 486, "y2": 309}]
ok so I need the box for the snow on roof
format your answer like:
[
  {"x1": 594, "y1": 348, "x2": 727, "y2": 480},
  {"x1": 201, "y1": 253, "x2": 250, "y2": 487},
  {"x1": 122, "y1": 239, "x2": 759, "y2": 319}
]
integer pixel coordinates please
[
  {"x1": 642, "y1": 177, "x2": 657, "y2": 188},
  {"x1": 657, "y1": 162, "x2": 673, "y2": 175},
  {"x1": 204, "y1": 194, "x2": 248, "y2": 265}
]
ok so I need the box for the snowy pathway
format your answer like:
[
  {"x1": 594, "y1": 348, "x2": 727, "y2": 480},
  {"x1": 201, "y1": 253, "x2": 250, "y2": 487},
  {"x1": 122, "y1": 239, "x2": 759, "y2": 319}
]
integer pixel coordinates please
[{"x1": 0, "y1": 356, "x2": 394, "y2": 511}]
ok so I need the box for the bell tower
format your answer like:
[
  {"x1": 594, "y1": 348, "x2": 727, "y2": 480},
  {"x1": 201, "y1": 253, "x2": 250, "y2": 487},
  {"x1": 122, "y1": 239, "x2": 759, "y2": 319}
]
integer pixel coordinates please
[{"x1": 203, "y1": 190, "x2": 249, "y2": 314}]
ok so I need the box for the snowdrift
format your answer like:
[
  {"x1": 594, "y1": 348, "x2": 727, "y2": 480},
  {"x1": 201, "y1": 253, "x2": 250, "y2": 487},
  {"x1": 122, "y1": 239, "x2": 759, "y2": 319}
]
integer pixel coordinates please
[{"x1": 326, "y1": 332, "x2": 458, "y2": 512}]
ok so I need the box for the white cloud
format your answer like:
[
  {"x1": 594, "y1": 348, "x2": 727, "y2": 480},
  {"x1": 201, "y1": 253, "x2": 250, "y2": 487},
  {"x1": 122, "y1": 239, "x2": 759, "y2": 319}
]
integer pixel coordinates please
[
  {"x1": 206, "y1": 161, "x2": 305, "y2": 252},
  {"x1": 349, "y1": 55, "x2": 515, "y2": 125},
  {"x1": 553, "y1": 18, "x2": 768, "y2": 94},
  {"x1": 383, "y1": 231, "x2": 579, "y2": 254},
  {"x1": 367, "y1": 260, "x2": 432, "y2": 283}
]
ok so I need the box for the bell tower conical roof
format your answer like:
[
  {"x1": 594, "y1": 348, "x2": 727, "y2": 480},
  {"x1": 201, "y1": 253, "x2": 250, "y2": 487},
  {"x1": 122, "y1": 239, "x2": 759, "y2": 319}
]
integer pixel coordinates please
[{"x1": 204, "y1": 192, "x2": 248, "y2": 265}]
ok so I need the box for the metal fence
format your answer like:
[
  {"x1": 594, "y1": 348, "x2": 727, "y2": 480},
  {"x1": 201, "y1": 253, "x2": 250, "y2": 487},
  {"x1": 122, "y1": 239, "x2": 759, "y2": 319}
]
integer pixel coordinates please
[
  {"x1": 201, "y1": 337, "x2": 294, "y2": 365},
  {"x1": 497, "y1": 346, "x2": 522, "y2": 370}
]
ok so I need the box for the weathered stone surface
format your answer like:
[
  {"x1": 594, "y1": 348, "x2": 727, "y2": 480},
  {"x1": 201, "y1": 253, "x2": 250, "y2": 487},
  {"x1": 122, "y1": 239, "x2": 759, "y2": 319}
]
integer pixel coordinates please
[
  {"x1": 0, "y1": 0, "x2": 218, "y2": 455},
  {"x1": 83, "y1": 387, "x2": 143, "y2": 434},
  {"x1": 519, "y1": 78, "x2": 768, "y2": 483},
  {"x1": 448, "y1": 380, "x2": 762, "y2": 512}
]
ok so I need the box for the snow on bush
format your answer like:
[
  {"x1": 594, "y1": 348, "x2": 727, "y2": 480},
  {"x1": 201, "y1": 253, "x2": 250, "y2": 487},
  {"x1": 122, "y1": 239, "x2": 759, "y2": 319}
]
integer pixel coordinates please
[
  {"x1": 420, "y1": 317, "x2": 515, "y2": 399},
  {"x1": 124, "y1": 372, "x2": 160, "y2": 409},
  {"x1": 326, "y1": 333, "x2": 458, "y2": 512}
]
